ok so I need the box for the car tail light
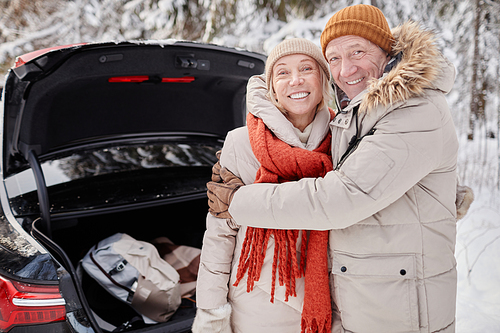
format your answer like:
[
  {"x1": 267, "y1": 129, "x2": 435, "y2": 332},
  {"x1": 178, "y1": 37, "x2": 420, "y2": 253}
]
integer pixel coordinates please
[
  {"x1": 0, "y1": 275, "x2": 66, "y2": 332},
  {"x1": 108, "y1": 75, "x2": 195, "y2": 83},
  {"x1": 108, "y1": 75, "x2": 150, "y2": 83},
  {"x1": 161, "y1": 76, "x2": 195, "y2": 83}
]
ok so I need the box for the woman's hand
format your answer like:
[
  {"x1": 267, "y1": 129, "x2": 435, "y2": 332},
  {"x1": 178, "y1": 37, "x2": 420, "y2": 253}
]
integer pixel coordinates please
[{"x1": 192, "y1": 303, "x2": 233, "y2": 333}]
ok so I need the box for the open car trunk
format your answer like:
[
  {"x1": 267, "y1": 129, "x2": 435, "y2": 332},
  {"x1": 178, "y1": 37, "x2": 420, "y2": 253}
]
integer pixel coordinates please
[
  {"x1": 10, "y1": 136, "x2": 223, "y2": 332},
  {"x1": 1, "y1": 41, "x2": 266, "y2": 332},
  {"x1": 51, "y1": 198, "x2": 209, "y2": 332}
]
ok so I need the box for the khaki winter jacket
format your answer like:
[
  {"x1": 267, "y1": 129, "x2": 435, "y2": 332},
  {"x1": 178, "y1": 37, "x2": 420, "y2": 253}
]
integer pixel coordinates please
[
  {"x1": 229, "y1": 22, "x2": 459, "y2": 333},
  {"x1": 196, "y1": 105, "x2": 333, "y2": 333}
]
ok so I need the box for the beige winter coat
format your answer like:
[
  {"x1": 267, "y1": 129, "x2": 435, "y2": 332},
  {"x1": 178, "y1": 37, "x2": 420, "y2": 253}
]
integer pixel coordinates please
[
  {"x1": 196, "y1": 106, "x2": 333, "y2": 332},
  {"x1": 228, "y1": 22, "x2": 459, "y2": 333}
]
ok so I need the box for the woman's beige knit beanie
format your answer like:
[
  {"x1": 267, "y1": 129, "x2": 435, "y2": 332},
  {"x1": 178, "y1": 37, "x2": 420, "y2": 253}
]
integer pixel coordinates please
[
  {"x1": 265, "y1": 38, "x2": 330, "y2": 91},
  {"x1": 320, "y1": 4, "x2": 394, "y2": 57}
]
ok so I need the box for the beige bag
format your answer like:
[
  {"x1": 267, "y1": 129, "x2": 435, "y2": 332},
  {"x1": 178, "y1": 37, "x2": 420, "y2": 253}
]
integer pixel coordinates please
[
  {"x1": 81, "y1": 233, "x2": 182, "y2": 324},
  {"x1": 151, "y1": 236, "x2": 201, "y2": 298}
]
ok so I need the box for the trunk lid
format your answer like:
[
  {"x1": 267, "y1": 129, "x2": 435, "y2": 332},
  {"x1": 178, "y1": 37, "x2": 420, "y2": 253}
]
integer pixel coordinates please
[{"x1": 2, "y1": 41, "x2": 266, "y2": 177}]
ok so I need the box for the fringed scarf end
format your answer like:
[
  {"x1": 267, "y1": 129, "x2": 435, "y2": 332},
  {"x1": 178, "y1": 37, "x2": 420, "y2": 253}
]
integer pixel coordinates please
[{"x1": 301, "y1": 316, "x2": 332, "y2": 333}]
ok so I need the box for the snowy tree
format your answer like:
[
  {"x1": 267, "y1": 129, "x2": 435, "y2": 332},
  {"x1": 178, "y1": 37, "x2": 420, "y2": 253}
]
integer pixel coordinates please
[
  {"x1": 430, "y1": 0, "x2": 500, "y2": 142},
  {"x1": 1, "y1": 0, "x2": 500, "y2": 190},
  {"x1": 0, "y1": 0, "x2": 63, "y2": 72}
]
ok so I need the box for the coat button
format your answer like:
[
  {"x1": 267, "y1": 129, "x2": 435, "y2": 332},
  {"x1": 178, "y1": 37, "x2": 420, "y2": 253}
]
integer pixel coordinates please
[
  {"x1": 400, "y1": 269, "x2": 407, "y2": 276},
  {"x1": 341, "y1": 266, "x2": 347, "y2": 272}
]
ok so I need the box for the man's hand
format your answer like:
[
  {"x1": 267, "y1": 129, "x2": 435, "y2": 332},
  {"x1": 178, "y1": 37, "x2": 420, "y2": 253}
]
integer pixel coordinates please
[{"x1": 207, "y1": 167, "x2": 243, "y2": 219}]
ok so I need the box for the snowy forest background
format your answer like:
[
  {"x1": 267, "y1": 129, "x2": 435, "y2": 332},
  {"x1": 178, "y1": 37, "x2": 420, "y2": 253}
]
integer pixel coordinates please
[{"x1": 1, "y1": 0, "x2": 499, "y2": 331}]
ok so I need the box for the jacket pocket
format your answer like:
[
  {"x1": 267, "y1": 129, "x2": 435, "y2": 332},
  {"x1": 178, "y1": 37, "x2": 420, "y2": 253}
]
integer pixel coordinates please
[{"x1": 332, "y1": 251, "x2": 419, "y2": 333}]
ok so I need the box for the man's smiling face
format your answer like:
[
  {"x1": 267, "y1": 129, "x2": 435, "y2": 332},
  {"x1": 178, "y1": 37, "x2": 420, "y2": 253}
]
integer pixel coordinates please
[{"x1": 325, "y1": 35, "x2": 389, "y2": 100}]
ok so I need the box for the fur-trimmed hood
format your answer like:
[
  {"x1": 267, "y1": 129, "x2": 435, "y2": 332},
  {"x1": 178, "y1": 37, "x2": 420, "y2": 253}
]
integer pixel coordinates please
[{"x1": 336, "y1": 21, "x2": 456, "y2": 112}]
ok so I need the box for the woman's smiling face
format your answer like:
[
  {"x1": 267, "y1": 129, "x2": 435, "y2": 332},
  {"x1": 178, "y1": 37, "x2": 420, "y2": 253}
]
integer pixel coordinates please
[{"x1": 272, "y1": 54, "x2": 323, "y2": 130}]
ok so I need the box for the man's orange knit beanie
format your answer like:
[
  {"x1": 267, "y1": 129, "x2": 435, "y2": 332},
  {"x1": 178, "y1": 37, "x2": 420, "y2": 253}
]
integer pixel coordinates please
[{"x1": 320, "y1": 4, "x2": 394, "y2": 57}]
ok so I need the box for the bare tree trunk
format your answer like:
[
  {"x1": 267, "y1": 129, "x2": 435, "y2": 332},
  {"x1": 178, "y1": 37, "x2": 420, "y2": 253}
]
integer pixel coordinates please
[
  {"x1": 468, "y1": 0, "x2": 480, "y2": 140},
  {"x1": 469, "y1": 0, "x2": 486, "y2": 140},
  {"x1": 493, "y1": 0, "x2": 500, "y2": 191},
  {"x1": 497, "y1": 94, "x2": 500, "y2": 190},
  {"x1": 277, "y1": 0, "x2": 286, "y2": 22}
]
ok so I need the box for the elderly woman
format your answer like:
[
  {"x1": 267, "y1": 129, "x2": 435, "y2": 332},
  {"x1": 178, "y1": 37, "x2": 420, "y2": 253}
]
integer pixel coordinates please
[{"x1": 192, "y1": 38, "x2": 335, "y2": 333}]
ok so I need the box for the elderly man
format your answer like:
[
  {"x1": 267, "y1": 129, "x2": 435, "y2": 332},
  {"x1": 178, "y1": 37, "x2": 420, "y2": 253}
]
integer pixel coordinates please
[{"x1": 208, "y1": 4, "x2": 469, "y2": 333}]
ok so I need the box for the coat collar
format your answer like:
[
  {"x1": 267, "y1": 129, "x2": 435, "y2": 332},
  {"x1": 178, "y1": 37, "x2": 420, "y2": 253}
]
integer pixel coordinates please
[{"x1": 334, "y1": 21, "x2": 456, "y2": 114}]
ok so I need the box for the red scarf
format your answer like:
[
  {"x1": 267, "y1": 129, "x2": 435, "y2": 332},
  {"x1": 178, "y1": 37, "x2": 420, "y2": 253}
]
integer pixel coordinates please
[{"x1": 234, "y1": 111, "x2": 334, "y2": 333}]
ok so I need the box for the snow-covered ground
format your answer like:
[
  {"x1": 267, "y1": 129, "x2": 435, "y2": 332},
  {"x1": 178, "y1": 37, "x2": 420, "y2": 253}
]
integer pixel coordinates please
[
  {"x1": 456, "y1": 187, "x2": 500, "y2": 332},
  {"x1": 456, "y1": 135, "x2": 500, "y2": 332}
]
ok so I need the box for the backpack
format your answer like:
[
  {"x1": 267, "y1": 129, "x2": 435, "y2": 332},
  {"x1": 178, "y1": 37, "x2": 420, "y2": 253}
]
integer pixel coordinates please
[{"x1": 79, "y1": 233, "x2": 182, "y2": 328}]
